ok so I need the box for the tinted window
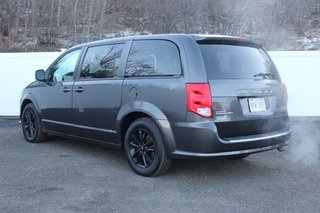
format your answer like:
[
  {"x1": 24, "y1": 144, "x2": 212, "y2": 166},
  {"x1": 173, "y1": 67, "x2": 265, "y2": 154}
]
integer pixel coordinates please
[
  {"x1": 48, "y1": 49, "x2": 81, "y2": 82},
  {"x1": 199, "y1": 44, "x2": 279, "y2": 79},
  {"x1": 80, "y1": 44, "x2": 124, "y2": 78},
  {"x1": 126, "y1": 40, "x2": 181, "y2": 76}
]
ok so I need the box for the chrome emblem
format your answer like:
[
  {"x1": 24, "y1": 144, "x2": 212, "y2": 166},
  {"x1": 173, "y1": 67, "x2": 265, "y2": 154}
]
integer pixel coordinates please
[{"x1": 237, "y1": 89, "x2": 273, "y2": 96}]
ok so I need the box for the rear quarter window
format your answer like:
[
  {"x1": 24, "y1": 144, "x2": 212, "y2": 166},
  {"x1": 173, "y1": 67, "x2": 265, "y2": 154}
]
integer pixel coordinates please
[
  {"x1": 199, "y1": 44, "x2": 279, "y2": 80},
  {"x1": 125, "y1": 40, "x2": 181, "y2": 77}
]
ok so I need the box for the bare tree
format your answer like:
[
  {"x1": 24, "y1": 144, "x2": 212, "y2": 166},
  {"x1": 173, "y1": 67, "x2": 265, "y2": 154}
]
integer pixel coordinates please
[
  {"x1": 0, "y1": 0, "x2": 319, "y2": 51},
  {"x1": 57, "y1": 0, "x2": 62, "y2": 28}
]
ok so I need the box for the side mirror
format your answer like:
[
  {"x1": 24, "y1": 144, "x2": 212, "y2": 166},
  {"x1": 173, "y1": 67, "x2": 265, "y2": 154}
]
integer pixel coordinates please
[{"x1": 35, "y1": 69, "x2": 45, "y2": 81}]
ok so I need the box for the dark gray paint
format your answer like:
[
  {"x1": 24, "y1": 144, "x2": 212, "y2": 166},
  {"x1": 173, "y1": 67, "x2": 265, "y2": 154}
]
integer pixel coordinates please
[
  {"x1": 72, "y1": 79, "x2": 123, "y2": 142},
  {"x1": 20, "y1": 34, "x2": 291, "y2": 158}
]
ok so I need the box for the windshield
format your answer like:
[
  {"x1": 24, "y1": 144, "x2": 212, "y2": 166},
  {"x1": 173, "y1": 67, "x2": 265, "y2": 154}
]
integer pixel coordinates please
[{"x1": 199, "y1": 44, "x2": 279, "y2": 80}]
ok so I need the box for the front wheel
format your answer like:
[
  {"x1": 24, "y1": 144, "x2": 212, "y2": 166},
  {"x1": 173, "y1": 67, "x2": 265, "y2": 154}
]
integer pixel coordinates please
[
  {"x1": 124, "y1": 118, "x2": 171, "y2": 176},
  {"x1": 21, "y1": 103, "x2": 46, "y2": 143}
]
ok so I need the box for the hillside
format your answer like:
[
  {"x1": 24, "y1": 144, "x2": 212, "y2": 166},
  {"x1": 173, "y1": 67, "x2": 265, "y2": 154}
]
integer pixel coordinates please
[{"x1": 0, "y1": 0, "x2": 319, "y2": 52}]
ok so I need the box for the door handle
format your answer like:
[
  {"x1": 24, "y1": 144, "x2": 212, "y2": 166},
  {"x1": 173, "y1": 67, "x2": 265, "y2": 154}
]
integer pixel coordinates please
[
  {"x1": 62, "y1": 87, "x2": 71, "y2": 93},
  {"x1": 74, "y1": 87, "x2": 85, "y2": 93}
]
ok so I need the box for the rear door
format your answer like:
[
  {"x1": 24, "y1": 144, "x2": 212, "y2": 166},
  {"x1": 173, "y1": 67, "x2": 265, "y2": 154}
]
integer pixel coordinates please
[
  {"x1": 198, "y1": 43, "x2": 289, "y2": 138},
  {"x1": 72, "y1": 42, "x2": 130, "y2": 143}
]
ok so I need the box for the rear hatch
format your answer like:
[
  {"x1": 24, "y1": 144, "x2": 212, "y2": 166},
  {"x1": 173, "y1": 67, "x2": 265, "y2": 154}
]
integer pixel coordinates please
[{"x1": 197, "y1": 38, "x2": 289, "y2": 139}]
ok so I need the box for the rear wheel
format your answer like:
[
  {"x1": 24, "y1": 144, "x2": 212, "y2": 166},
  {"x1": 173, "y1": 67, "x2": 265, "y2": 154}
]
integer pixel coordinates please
[
  {"x1": 21, "y1": 103, "x2": 46, "y2": 143},
  {"x1": 124, "y1": 118, "x2": 171, "y2": 176}
]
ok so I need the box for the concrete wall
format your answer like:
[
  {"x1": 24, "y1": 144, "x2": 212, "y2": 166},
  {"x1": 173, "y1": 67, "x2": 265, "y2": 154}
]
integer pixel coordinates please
[{"x1": 0, "y1": 51, "x2": 319, "y2": 116}]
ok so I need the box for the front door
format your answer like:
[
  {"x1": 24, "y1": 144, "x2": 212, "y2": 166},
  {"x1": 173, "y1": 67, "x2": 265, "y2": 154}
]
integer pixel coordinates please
[{"x1": 40, "y1": 49, "x2": 82, "y2": 134}]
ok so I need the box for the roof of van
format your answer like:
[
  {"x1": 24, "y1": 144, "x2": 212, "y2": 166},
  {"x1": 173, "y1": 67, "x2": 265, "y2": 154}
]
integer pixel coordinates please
[{"x1": 74, "y1": 34, "x2": 262, "y2": 48}]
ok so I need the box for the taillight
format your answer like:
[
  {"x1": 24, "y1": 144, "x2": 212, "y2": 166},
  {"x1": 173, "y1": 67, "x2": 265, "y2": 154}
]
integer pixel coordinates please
[
  {"x1": 283, "y1": 84, "x2": 288, "y2": 103},
  {"x1": 186, "y1": 83, "x2": 213, "y2": 118}
]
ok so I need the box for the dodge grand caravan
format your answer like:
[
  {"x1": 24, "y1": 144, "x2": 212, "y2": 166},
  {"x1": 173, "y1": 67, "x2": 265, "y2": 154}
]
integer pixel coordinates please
[{"x1": 20, "y1": 34, "x2": 291, "y2": 176}]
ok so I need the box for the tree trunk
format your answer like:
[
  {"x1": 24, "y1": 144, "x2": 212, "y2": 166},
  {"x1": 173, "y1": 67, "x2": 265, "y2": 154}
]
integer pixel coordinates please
[
  {"x1": 82, "y1": 0, "x2": 89, "y2": 41},
  {"x1": 49, "y1": 0, "x2": 54, "y2": 30},
  {"x1": 31, "y1": 0, "x2": 36, "y2": 36},
  {"x1": 87, "y1": 0, "x2": 94, "y2": 40},
  {"x1": 57, "y1": 0, "x2": 62, "y2": 28},
  {"x1": 24, "y1": 0, "x2": 30, "y2": 37},
  {"x1": 100, "y1": 0, "x2": 107, "y2": 37},
  {"x1": 73, "y1": 0, "x2": 79, "y2": 43},
  {"x1": 15, "y1": 0, "x2": 21, "y2": 34}
]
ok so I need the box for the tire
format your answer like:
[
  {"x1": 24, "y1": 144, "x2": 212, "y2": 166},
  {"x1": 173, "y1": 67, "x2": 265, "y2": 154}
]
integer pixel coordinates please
[
  {"x1": 124, "y1": 118, "x2": 171, "y2": 176},
  {"x1": 21, "y1": 103, "x2": 46, "y2": 143},
  {"x1": 228, "y1": 154, "x2": 250, "y2": 160}
]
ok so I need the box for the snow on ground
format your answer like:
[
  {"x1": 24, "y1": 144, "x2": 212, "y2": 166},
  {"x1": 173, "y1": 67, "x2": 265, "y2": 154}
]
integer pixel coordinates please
[{"x1": 0, "y1": 51, "x2": 319, "y2": 116}]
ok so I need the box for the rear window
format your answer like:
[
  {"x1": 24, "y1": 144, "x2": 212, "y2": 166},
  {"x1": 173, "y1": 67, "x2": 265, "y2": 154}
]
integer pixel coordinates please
[{"x1": 199, "y1": 44, "x2": 279, "y2": 79}]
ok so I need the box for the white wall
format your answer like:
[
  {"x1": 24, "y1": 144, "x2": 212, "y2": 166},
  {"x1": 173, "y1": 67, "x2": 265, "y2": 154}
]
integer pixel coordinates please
[
  {"x1": 0, "y1": 51, "x2": 319, "y2": 116},
  {"x1": 268, "y1": 51, "x2": 320, "y2": 116},
  {"x1": 0, "y1": 52, "x2": 61, "y2": 116}
]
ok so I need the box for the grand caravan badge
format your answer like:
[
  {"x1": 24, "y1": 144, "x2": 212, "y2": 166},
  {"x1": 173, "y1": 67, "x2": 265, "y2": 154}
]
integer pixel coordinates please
[{"x1": 237, "y1": 89, "x2": 273, "y2": 96}]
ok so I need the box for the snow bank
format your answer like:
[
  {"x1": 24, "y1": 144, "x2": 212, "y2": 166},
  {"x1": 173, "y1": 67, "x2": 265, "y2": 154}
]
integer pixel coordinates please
[{"x1": 0, "y1": 51, "x2": 319, "y2": 116}]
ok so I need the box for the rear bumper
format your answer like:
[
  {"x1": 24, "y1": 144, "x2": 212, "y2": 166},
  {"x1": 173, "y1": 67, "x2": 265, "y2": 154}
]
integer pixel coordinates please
[
  {"x1": 169, "y1": 120, "x2": 291, "y2": 158},
  {"x1": 172, "y1": 140, "x2": 289, "y2": 157}
]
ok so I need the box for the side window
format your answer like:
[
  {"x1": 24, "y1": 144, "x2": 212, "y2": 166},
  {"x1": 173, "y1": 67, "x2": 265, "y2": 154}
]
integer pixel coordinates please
[
  {"x1": 80, "y1": 44, "x2": 124, "y2": 79},
  {"x1": 48, "y1": 49, "x2": 81, "y2": 82},
  {"x1": 125, "y1": 40, "x2": 181, "y2": 77}
]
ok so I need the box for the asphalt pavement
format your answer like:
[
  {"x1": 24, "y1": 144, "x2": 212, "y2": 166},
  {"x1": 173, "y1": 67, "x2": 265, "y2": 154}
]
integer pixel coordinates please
[{"x1": 0, "y1": 118, "x2": 319, "y2": 213}]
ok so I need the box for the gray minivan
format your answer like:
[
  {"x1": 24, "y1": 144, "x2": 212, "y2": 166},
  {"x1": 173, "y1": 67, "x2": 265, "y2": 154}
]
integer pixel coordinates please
[{"x1": 20, "y1": 34, "x2": 291, "y2": 176}]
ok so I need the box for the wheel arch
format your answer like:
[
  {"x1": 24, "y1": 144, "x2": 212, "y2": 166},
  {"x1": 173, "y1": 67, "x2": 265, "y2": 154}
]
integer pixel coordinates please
[
  {"x1": 116, "y1": 101, "x2": 176, "y2": 153},
  {"x1": 20, "y1": 95, "x2": 41, "y2": 119},
  {"x1": 20, "y1": 99, "x2": 33, "y2": 118}
]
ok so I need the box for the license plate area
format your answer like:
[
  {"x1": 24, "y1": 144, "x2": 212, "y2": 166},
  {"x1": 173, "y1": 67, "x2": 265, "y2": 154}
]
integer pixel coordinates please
[{"x1": 248, "y1": 98, "x2": 266, "y2": 112}]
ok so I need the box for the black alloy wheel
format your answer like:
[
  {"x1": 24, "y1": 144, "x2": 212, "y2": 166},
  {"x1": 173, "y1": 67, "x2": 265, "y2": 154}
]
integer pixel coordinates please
[
  {"x1": 124, "y1": 118, "x2": 171, "y2": 176},
  {"x1": 23, "y1": 108, "x2": 36, "y2": 139},
  {"x1": 128, "y1": 128, "x2": 155, "y2": 168},
  {"x1": 21, "y1": 103, "x2": 46, "y2": 143}
]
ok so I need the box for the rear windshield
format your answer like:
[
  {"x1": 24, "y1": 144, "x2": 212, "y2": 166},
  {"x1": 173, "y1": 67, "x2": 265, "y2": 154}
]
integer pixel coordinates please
[{"x1": 199, "y1": 44, "x2": 279, "y2": 80}]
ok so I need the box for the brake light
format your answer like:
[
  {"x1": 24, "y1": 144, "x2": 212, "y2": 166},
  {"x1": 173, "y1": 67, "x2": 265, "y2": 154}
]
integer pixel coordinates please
[
  {"x1": 186, "y1": 83, "x2": 213, "y2": 118},
  {"x1": 283, "y1": 84, "x2": 288, "y2": 102}
]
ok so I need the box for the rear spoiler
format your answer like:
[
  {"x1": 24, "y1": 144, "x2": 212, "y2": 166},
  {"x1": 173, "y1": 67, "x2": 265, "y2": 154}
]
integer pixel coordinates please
[{"x1": 192, "y1": 35, "x2": 262, "y2": 48}]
